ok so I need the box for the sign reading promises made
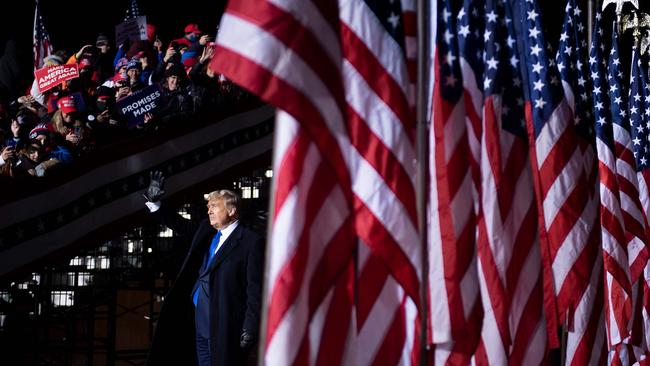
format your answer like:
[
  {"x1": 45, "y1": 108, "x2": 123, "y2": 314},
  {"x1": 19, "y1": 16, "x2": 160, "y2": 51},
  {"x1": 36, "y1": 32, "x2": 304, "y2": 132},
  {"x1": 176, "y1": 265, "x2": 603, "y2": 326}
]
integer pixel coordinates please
[{"x1": 116, "y1": 84, "x2": 166, "y2": 127}]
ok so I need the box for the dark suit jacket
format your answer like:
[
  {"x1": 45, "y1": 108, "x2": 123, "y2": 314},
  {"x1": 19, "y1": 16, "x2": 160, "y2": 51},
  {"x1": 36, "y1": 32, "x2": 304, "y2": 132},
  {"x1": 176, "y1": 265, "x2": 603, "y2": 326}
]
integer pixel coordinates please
[{"x1": 146, "y1": 207, "x2": 264, "y2": 366}]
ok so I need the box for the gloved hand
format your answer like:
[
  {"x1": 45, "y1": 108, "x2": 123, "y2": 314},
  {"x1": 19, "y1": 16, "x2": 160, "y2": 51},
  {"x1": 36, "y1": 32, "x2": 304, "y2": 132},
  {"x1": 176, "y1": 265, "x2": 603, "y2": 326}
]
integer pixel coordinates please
[
  {"x1": 143, "y1": 171, "x2": 165, "y2": 202},
  {"x1": 240, "y1": 330, "x2": 256, "y2": 349}
]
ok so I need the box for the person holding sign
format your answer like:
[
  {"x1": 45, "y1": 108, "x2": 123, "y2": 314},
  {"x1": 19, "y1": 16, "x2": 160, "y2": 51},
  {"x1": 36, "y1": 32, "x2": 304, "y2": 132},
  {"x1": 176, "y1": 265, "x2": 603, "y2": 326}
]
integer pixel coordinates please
[
  {"x1": 142, "y1": 65, "x2": 192, "y2": 127},
  {"x1": 51, "y1": 96, "x2": 93, "y2": 156}
]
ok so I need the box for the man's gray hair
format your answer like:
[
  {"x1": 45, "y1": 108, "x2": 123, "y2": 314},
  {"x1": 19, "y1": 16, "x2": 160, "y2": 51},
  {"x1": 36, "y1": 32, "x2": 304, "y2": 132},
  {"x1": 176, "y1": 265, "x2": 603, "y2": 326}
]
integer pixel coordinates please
[{"x1": 204, "y1": 189, "x2": 241, "y2": 215}]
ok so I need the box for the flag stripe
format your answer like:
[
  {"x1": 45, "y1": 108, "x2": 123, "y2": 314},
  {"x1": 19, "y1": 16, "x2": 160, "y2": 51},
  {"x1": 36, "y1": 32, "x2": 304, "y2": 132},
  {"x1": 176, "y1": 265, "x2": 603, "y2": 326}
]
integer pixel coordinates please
[
  {"x1": 341, "y1": 25, "x2": 415, "y2": 135},
  {"x1": 214, "y1": 0, "x2": 422, "y2": 363}
]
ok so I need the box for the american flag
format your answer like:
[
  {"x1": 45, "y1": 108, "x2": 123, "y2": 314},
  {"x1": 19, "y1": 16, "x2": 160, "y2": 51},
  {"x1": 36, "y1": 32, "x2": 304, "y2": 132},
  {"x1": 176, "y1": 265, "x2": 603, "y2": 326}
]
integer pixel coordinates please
[
  {"x1": 472, "y1": 0, "x2": 546, "y2": 364},
  {"x1": 515, "y1": 0, "x2": 599, "y2": 351},
  {"x1": 456, "y1": 0, "x2": 484, "y2": 175},
  {"x1": 33, "y1": 0, "x2": 52, "y2": 71},
  {"x1": 593, "y1": 19, "x2": 640, "y2": 364},
  {"x1": 625, "y1": 46, "x2": 650, "y2": 361},
  {"x1": 555, "y1": 0, "x2": 606, "y2": 364},
  {"x1": 590, "y1": 10, "x2": 622, "y2": 362},
  {"x1": 124, "y1": 0, "x2": 140, "y2": 21},
  {"x1": 428, "y1": 0, "x2": 481, "y2": 363},
  {"x1": 210, "y1": 0, "x2": 421, "y2": 363}
]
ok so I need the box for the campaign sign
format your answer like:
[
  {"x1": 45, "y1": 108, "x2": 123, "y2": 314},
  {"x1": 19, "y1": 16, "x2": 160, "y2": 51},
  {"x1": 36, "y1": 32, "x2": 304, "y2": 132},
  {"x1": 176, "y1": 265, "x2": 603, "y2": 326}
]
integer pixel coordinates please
[
  {"x1": 35, "y1": 64, "x2": 79, "y2": 93},
  {"x1": 117, "y1": 84, "x2": 165, "y2": 127},
  {"x1": 115, "y1": 16, "x2": 148, "y2": 46}
]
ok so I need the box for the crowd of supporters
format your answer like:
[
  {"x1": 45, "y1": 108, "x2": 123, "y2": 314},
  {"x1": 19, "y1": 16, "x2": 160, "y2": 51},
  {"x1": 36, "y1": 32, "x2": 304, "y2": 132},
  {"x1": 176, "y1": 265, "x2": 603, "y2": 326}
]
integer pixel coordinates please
[{"x1": 0, "y1": 23, "x2": 249, "y2": 180}]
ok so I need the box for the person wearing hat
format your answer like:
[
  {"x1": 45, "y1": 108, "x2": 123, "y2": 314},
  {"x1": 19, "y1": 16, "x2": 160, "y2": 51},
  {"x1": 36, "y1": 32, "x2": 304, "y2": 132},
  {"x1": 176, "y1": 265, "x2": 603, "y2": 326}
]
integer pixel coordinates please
[
  {"x1": 114, "y1": 74, "x2": 132, "y2": 101},
  {"x1": 51, "y1": 96, "x2": 93, "y2": 155},
  {"x1": 95, "y1": 34, "x2": 115, "y2": 83},
  {"x1": 126, "y1": 59, "x2": 145, "y2": 91},
  {"x1": 71, "y1": 57, "x2": 100, "y2": 97},
  {"x1": 96, "y1": 34, "x2": 110, "y2": 54},
  {"x1": 4, "y1": 107, "x2": 37, "y2": 148},
  {"x1": 29, "y1": 53, "x2": 66, "y2": 108},
  {"x1": 25, "y1": 125, "x2": 73, "y2": 176},
  {"x1": 102, "y1": 57, "x2": 130, "y2": 89},
  {"x1": 179, "y1": 24, "x2": 212, "y2": 70},
  {"x1": 89, "y1": 86, "x2": 126, "y2": 143},
  {"x1": 169, "y1": 23, "x2": 202, "y2": 51},
  {"x1": 142, "y1": 65, "x2": 192, "y2": 127},
  {"x1": 134, "y1": 51, "x2": 154, "y2": 85},
  {"x1": 10, "y1": 139, "x2": 46, "y2": 177},
  {"x1": 29, "y1": 123, "x2": 72, "y2": 164}
]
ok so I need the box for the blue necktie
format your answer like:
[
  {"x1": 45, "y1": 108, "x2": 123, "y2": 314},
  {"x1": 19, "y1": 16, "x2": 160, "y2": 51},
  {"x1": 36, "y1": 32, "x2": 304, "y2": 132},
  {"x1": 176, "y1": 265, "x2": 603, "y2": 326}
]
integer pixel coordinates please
[{"x1": 193, "y1": 231, "x2": 221, "y2": 306}]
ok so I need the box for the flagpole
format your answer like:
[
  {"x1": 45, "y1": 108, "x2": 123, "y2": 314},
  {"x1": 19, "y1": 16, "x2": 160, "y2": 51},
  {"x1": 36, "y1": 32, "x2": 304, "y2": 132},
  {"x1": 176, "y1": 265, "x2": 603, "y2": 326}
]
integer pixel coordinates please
[
  {"x1": 257, "y1": 131, "x2": 277, "y2": 366},
  {"x1": 416, "y1": 0, "x2": 431, "y2": 363},
  {"x1": 588, "y1": 0, "x2": 594, "y2": 47}
]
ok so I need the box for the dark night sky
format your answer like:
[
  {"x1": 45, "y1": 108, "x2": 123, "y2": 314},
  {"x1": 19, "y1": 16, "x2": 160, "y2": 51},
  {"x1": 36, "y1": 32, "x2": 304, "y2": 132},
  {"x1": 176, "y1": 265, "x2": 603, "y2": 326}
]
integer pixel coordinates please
[
  {"x1": 0, "y1": 0, "x2": 226, "y2": 101},
  {"x1": 0, "y1": 0, "x2": 226, "y2": 52},
  {"x1": 0, "y1": 0, "x2": 649, "y2": 102}
]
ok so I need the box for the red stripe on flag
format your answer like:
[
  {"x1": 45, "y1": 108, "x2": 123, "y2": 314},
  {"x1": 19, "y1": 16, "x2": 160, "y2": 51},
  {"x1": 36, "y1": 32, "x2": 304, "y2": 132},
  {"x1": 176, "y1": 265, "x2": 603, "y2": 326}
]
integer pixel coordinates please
[
  {"x1": 370, "y1": 297, "x2": 407, "y2": 366},
  {"x1": 524, "y1": 102, "x2": 560, "y2": 348},
  {"x1": 340, "y1": 24, "x2": 415, "y2": 137},
  {"x1": 355, "y1": 199, "x2": 420, "y2": 304},
  {"x1": 273, "y1": 130, "x2": 311, "y2": 218},
  {"x1": 211, "y1": 47, "x2": 353, "y2": 193},
  {"x1": 346, "y1": 106, "x2": 418, "y2": 223},
  {"x1": 266, "y1": 160, "x2": 337, "y2": 342}
]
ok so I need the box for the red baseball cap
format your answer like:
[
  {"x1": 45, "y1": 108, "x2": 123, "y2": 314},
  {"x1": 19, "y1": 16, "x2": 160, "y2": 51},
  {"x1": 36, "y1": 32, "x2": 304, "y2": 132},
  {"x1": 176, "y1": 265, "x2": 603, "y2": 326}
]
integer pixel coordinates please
[
  {"x1": 184, "y1": 23, "x2": 201, "y2": 35},
  {"x1": 79, "y1": 58, "x2": 93, "y2": 70},
  {"x1": 29, "y1": 123, "x2": 50, "y2": 139},
  {"x1": 57, "y1": 96, "x2": 78, "y2": 114}
]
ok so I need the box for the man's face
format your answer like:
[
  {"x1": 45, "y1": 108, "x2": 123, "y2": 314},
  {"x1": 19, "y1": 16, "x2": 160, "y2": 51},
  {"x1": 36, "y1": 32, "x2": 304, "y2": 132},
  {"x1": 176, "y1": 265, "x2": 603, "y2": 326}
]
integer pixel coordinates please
[
  {"x1": 127, "y1": 68, "x2": 140, "y2": 79},
  {"x1": 167, "y1": 75, "x2": 179, "y2": 91},
  {"x1": 207, "y1": 198, "x2": 234, "y2": 230},
  {"x1": 97, "y1": 43, "x2": 110, "y2": 54}
]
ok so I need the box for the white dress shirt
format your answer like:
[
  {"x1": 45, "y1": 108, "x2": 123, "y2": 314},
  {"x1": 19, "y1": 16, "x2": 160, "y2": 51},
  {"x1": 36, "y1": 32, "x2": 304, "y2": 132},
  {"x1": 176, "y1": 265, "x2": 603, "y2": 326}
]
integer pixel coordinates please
[{"x1": 213, "y1": 220, "x2": 239, "y2": 255}]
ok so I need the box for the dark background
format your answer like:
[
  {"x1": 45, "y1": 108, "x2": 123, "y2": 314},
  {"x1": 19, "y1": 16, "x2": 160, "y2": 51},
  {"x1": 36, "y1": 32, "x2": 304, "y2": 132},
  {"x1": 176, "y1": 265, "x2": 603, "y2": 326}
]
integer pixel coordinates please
[
  {"x1": 0, "y1": 0, "x2": 226, "y2": 103},
  {"x1": 0, "y1": 0, "x2": 226, "y2": 52},
  {"x1": 0, "y1": 0, "x2": 649, "y2": 104}
]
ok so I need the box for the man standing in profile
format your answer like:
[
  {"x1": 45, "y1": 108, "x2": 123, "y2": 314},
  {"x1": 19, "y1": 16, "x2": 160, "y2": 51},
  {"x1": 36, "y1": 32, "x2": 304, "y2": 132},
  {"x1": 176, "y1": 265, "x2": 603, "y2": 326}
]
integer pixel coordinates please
[{"x1": 144, "y1": 172, "x2": 263, "y2": 366}]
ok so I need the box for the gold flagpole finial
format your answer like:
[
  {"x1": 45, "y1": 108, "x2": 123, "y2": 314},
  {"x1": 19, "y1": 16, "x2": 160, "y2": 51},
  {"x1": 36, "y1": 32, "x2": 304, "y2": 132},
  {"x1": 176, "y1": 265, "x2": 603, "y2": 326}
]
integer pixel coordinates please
[
  {"x1": 641, "y1": 29, "x2": 650, "y2": 55},
  {"x1": 622, "y1": 11, "x2": 650, "y2": 42},
  {"x1": 604, "y1": 0, "x2": 639, "y2": 34},
  {"x1": 602, "y1": 0, "x2": 638, "y2": 14}
]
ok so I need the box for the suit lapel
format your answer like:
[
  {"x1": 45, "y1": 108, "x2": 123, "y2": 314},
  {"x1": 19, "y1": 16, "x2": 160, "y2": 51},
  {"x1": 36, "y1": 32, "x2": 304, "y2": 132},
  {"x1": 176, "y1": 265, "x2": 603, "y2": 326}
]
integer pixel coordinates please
[
  {"x1": 179, "y1": 221, "x2": 215, "y2": 276},
  {"x1": 204, "y1": 224, "x2": 243, "y2": 274}
]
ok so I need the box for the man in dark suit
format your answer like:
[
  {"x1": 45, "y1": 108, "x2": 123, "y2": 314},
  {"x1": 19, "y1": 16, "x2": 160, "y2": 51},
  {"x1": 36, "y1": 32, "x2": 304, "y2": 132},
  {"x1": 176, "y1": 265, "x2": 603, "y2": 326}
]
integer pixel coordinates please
[{"x1": 144, "y1": 172, "x2": 263, "y2": 366}]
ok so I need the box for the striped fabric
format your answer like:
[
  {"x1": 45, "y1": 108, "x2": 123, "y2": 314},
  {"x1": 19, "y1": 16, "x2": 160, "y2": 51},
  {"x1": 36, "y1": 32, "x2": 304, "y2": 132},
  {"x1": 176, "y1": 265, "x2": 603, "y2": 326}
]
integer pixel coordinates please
[
  {"x1": 624, "y1": 46, "x2": 650, "y2": 362},
  {"x1": 515, "y1": 0, "x2": 599, "y2": 353},
  {"x1": 598, "y1": 22, "x2": 637, "y2": 362},
  {"x1": 210, "y1": 0, "x2": 422, "y2": 364},
  {"x1": 474, "y1": 1, "x2": 546, "y2": 364},
  {"x1": 428, "y1": 0, "x2": 481, "y2": 364},
  {"x1": 555, "y1": 1, "x2": 606, "y2": 364}
]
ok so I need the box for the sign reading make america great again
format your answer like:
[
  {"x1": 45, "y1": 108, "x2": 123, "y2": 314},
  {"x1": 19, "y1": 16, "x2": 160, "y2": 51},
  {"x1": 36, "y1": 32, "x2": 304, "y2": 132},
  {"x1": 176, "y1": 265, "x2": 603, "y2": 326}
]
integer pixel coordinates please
[{"x1": 34, "y1": 64, "x2": 80, "y2": 93}]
